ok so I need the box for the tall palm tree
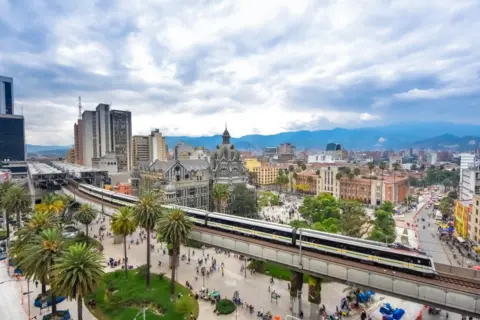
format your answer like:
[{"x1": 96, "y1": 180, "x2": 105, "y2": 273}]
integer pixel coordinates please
[
  {"x1": 379, "y1": 161, "x2": 387, "y2": 203},
  {"x1": 212, "y1": 184, "x2": 229, "y2": 213},
  {"x1": 75, "y1": 204, "x2": 97, "y2": 238},
  {"x1": 36, "y1": 193, "x2": 64, "y2": 215},
  {"x1": 17, "y1": 228, "x2": 66, "y2": 316},
  {"x1": 111, "y1": 207, "x2": 137, "y2": 277},
  {"x1": 367, "y1": 162, "x2": 375, "y2": 204},
  {"x1": 57, "y1": 194, "x2": 75, "y2": 223},
  {"x1": 0, "y1": 181, "x2": 15, "y2": 243},
  {"x1": 51, "y1": 243, "x2": 105, "y2": 320},
  {"x1": 133, "y1": 191, "x2": 163, "y2": 289},
  {"x1": 156, "y1": 209, "x2": 193, "y2": 301},
  {"x1": 392, "y1": 162, "x2": 401, "y2": 204},
  {"x1": 10, "y1": 210, "x2": 57, "y2": 294},
  {"x1": 2, "y1": 185, "x2": 31, "y2": 227}
]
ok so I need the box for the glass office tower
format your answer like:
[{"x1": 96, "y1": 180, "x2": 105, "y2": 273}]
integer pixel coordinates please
[
  {"x1": 0, "y1": 114, "x2": 25, "y2": 161},
  {"x1": 0, "y1": 76, "x2": 14, "y2": 115}
]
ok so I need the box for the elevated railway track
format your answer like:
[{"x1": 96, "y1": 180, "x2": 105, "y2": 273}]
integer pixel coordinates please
[{"x1": 63, "y1": 183, "x2": 480, "y2": 316}]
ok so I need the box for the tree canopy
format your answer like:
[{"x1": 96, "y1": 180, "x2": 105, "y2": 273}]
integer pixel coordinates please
[
  {"x1": 230, "y1": 184, "x2": 258, "y2": 218},
  {"x1": 367, "y1": 202, "x2": 396, "y2": 243},
  {"x1": 299, "y1": 193, "x2": 340, "y2": 224}
]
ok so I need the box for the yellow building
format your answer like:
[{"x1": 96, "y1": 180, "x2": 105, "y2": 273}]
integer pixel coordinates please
[
  {"x1": 252, "y1": 164, "x2": 279, "y2": 186},
  {"x1": 243, "y1": 158, "x2": 261, "y2": 171},
  {"x1": 454, "y1": 200, "x2": 472, "y2": 239},
  {"x1": 471, "y1": 195, "x2": 480, "y2": 243}
]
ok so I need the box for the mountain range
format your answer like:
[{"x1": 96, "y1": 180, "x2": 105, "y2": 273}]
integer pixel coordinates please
[{"x1": 26, "y1": 122, "x2": 480, "y2": 156}]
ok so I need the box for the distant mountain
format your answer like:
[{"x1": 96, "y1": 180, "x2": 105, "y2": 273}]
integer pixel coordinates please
[
  {"x1": 411, "y1": 134, "x2": 480, "y2": 151},
  {"x1": 164, "y1": 122, "x2": 480, "y2": 151},
  {"x1": 26, "y1": 144, "x2": 71, "y2": 153},
  {"x1": 29, "y1": 122, "x2": 480, "y2": 153}
]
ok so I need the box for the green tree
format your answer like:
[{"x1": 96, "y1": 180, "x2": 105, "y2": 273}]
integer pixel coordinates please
[
  {"x1": 156, "y1": 209, "x2": 193, "y2": 301},
  {"x1": 439, "y1": 197, "x2": 453, "y2": 216},
  {"x1": 368, "y1": 202, "x2": 396, "y2": 243},
  {"x1": 36, "y1": 193, "x2": 64, "y2": 215},
  {"x1": 2, "y1": 184, "x2": 31, "y2": 227},
  {"x1": 301, "y1": 164, "x2": 307, "y2": 171},
  {"x1": 17, "y1": 228, "x2": 66, "y2": 316},
  {"x1": 111, "y1": 207, "x2": 137, "y2": 277},
  {"x1": 75, "y1": 204, "x2": 97, "y2": 239},
  {"x1": 299, "y1": 193, "x2": 340, "y2": 223},
  {"x1": 133, "y1": 191, "x2": 163, "y2": 289},
  {"x1": 212, "y1": 184, "x2": 229, "y2": 213},
  {"x1": 408, "y1": 176, "x2": 419, "y2": 187},
  {"x1": 230, "y1": 184, "x2": 258, "y2": 218},
  {"x1": 338, "y1": 200, "x2": 371, "y2": 237},
  {"x1": 276, "y1": 175, "x2": 289, "y2": 193},
  {"x1": 0, "y1": 181, "x2": 16, "y2": 243},
  {"x1": 57, "y1": 194, "x2": 75, "y2": 224},
  {"x1": 411, "y1": 164, "x2": 418, "y2": 171},
  {"x1": 288, "y1": 165, "x2": 294, "y2": 172},
  {"x1": 312, "y1": 217, "x2": 339, "y2": 233},
  {"x1": 51, "y1": 243, "x2": 105, "y2": 320}
]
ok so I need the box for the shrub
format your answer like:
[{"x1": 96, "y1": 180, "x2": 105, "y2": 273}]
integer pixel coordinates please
[
  {"x1": 216, "y1": 299, "x2": 235, "y2": 315},
  {"x1": 176, "y1": 297, "x2": 193, "y2": 314},
  {"x1": 136, "y1": 264, "x2": 149, "y2": 277}
]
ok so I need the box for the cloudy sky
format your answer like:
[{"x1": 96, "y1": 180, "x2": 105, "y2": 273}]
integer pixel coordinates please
[{"x1": 1, "y1": 0, "x2": 479, "y2": 145}]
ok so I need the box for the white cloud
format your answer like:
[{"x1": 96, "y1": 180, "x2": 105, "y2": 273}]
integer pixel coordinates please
[
  {"x1": 1, "y1": 0, "x2": 480, "y2": 145},
  {"x1": 378, "y1": 137, "x2": 387, "y2": 143}
]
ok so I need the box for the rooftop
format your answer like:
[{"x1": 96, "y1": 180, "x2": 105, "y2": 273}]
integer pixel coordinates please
[
  {"x1": 50, "y1": 161, "x2": 105, "y2": 173},
  {"x1": 28, "y1": 162, "x2": 63, "y2": 175}
]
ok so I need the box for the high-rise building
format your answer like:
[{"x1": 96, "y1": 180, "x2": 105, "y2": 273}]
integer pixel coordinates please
[
  {"x1": 74, "y1": 119, "x2": 84, "y2": 165},
  {"x1": 149, "y1": 129, "x2": 167, "y2": 161},
  {"x1": 81, "y1": 110, "x2": 97, "y2": 167},
  {"x1": 133, "y1": 136, "x2": 150, "y2": 166},
  {"x1": 0, "y1": 76, "x2": 24, "y2": 162},
  {"x1": 78, "y1": 104, "x2": 132, "y2": 171},
  {"x1": 0, "y1": 76, "x2": 13, "y2": 115},
  {"x1": 0, "y1": 114, "x2": 25, "y2": 161},
  {"x1": 110, "y1": 110, "x2": 132, "y2": 172},
  {"x1": 96, "y1": 104, "x2": 111, "y2": 158}
]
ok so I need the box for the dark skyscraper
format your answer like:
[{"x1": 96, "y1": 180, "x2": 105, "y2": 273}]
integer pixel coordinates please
[
  {"x1": 0, "y1": 114, "x2": 25, "y2": 161},
  {"x1": 0, "y1": 75, "x2": 14, "y2": 115}
]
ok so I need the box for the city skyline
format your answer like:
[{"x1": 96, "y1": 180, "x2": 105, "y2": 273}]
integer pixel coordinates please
[{"x1": 1, "y1": 1, "x2": 480, "y2": 145}]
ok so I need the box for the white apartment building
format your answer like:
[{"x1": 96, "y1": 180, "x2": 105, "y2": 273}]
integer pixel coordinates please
[
  {"x1": 460, "y1": 168, "x2": 480, "y2": 201},
  {"x1": 308, "y1": 153, "x2": 341, "y2": 164},
  {"x1": 150, "y1": 129, "x2": 167, "y2": 161},
  {"x1": 426, "y1": 152, "x2": 437, "y2": 165}
]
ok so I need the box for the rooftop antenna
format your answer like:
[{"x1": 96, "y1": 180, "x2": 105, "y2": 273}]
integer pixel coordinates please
[{"x1": 78, "y1": 96, "x2": 82, "y2": 119}]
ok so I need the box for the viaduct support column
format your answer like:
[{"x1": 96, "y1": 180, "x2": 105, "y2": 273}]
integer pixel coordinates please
[
  {"x1": 308, "y1": 276, "x2": 322, "y2": 320},
  {"x1": 289, "y1": 271, "x2": 304, "y2": 317}
]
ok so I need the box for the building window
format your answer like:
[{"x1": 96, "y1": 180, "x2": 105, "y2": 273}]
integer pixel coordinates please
[
  {"x1": 176, "y1": 175, "x2": 180, "y2": 181},
  {"x1": 176, "y1": 190, "x2": 182, "y2": 197}
]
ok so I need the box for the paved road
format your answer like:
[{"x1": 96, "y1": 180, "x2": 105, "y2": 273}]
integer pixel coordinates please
[
  {"x1": 0, "y1": 263, "x2": 27, "y2": 320},
  {"x1": 416, "y1": 205, "x2": 453, "y2": 265}
]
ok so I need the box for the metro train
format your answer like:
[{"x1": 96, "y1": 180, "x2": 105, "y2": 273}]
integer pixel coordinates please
[{"x1": 75, "y1": 182, "x2": 437, "y2": 276}]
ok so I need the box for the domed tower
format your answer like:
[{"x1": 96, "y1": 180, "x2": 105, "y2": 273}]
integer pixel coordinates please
[{"x1": 164, "y1": 183, "x2": 176, "y2": 204}]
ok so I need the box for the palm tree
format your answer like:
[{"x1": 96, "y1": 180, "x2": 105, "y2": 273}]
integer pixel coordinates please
[
  {"x1": 156, "y1": 209, "x2": 193, "y2": 301},
  {"x1": 36, "y1": 193, "x2": 64, "y2": 215},
  {"x1": 0, "y1": 181, "x2": 15, "y2": 243},
  {"x1": 57, "y1": 194, "x2": 75, "y2": 223},
  {"x1": 17, "y1": 228, "x2": 66, "y2": 316},
  {"x1": 392, "y1": 162, "x2": 401, "y2": 204},
  {"x1": 2, "y1": 185, "x2": 31, "y2": 227},
  {"x1": 367, "y1": 162, "x2": 375, "y2": 204},
  {"x1": 212, "y1": 184, "x2": 229, "y2": 213},
  {"x1": 306, "y1": 176, "x2": 314, "y2": 194},
  {"x1": 75, "y1": 204, "x2": 97, "y2": 239},
  {"x1": 111, "y1": 207, "x2": 137, "y2": 277},
  {"x1": 379, "y1": 161, "x2": 386, "y2": 203},
  {"x1": 133, "y1": 191, "x2": 163, "y2": 289},
  {"x1": 51, "y1": 243, "x2": 105, "y2": 320}
]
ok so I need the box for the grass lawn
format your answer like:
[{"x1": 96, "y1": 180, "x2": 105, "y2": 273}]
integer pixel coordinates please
[
  {"x1": 86, "y1": 269, "x2": 199, "y2": 320},
  {"x1": 248, "y1": 261, "x2": 308, "y2": 283}
]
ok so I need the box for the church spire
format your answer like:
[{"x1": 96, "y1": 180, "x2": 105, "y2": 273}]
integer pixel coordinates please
[{"x1": 222, "y1": 125, "x2": 231, "y2": 144}]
